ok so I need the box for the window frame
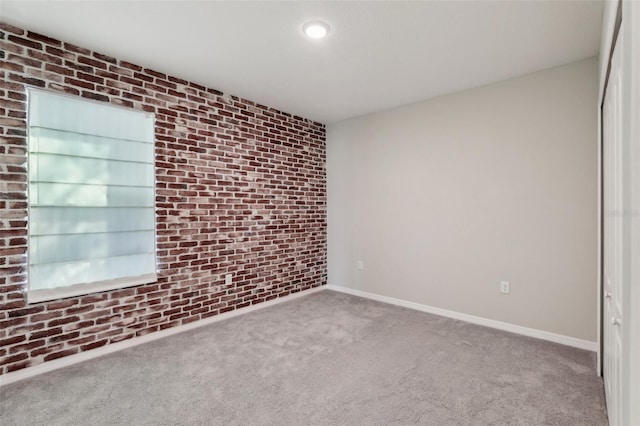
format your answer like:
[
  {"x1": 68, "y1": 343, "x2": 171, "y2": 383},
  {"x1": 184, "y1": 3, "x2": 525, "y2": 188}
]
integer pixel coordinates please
[{"x1": 26, "y1": 88, "x2": 158, "y2": 304}]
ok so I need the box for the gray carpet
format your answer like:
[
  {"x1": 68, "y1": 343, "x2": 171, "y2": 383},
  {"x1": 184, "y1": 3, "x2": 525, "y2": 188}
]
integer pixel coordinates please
[{"x1": 0, "y1": 290, "x2": 607, "y2": 425}]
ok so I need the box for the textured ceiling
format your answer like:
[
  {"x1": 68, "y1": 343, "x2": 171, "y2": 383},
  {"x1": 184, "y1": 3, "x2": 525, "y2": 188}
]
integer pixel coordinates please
[{"x1": 0, "y1": 1, "x2": 603, "y2": 123}]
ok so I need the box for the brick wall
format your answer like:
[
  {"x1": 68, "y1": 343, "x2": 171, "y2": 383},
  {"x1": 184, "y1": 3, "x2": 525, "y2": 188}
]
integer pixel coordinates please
[{"x1": 0, "y1": 22, "x2": 327, "y2": 375}]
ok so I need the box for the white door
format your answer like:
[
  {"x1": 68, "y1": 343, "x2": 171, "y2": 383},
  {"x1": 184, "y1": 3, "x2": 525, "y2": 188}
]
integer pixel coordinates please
[{"x1": 602, "y1": 27, "x2": 624, "y2": 426}]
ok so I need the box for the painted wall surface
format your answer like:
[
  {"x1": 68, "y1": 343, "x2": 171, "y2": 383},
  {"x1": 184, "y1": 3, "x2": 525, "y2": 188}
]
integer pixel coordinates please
[
  {"x1": 328, "y1": 58, "x2": 598, "y2": 341},
  {"x1": 0, "y1": 22, "x2": 326, "y2": 375}
]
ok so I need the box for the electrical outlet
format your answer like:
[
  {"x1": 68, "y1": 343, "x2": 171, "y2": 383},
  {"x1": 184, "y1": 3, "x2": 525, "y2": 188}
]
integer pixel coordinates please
[
  {"x1": 357, "y1": 260, "x2": 364, "y2": 271},
  {"x1": 500, "y1": 281, "x2": 510, "y2": 294},
  {"x1": 225, "y1": 273, "x2": 232, "y2": 286}
]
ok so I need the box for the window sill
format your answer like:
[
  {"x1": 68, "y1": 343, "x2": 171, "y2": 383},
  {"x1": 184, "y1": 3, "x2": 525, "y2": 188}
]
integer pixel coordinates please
[{"x1": 27, "y1": 273, "x2": 158, "y2": 304}]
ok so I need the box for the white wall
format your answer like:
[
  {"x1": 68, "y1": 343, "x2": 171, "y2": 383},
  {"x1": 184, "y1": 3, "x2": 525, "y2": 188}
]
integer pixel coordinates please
[{"x1": 328, "y1": 57, "x2": 598, "y2": 342}]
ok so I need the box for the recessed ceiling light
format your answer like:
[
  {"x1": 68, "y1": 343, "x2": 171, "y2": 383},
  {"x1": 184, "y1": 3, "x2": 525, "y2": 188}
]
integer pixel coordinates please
[{"x1": 303, "y1": 21, "x2": 330, "y2": 39}]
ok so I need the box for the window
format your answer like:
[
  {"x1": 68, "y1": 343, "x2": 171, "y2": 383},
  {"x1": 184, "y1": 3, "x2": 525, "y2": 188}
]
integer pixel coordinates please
[{"x1": 27, "y1": 89, "x2": 157, "y2": 303}]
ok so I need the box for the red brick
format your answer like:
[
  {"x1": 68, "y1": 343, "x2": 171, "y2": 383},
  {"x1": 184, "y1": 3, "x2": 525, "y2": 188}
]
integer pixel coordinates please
[
  {"x1": 30, "y1": 327, "x2": 63, "y2": 339},
  {"x1": 26, "y1": 31, "x2": 62, "y2": 47},
  {"x1": 10, "y1": 340, "x2": 45, "y2": 353},
  {"x1": 8, "y1": 73, "x2": 45, "y2": 87},
  {"x1": 64, "y1": 77, "x2": 94, "y2": 90},
  {"x1": 110, "y1": 333, "x2": 134, "y2": 343},
  {"x1": 81, "y1": 339, "x2": 108, "y2": 351},
  {"x1": 8, "y1": 322, "x2": 43, "y2": 336},
  {"x1": 136, "y1": 284, "x2": 159, "y2": 294},
  {"x1": 7, "y1": 359, "x2": 31, "y2": 372},
  {"x1": 48, "y1": 315, "x2": 80, "y2": 327},
  {"x1": 0, "y1": 300, "x2": 26, "y2": 311},
  {"x1": 0, "y1": 352, "x2": 28, "y2": 366},
  {"x1": 110, "y1": 289, "x2": 136, "y2": 298},
  {"x1": 0, "y1": 335, "x2": 26, "y2": 347},
  {"x1": 45, "y1": 46, "x2": 75, "y2": 60},
  {"x1": 97, "y1": 329, "x2": 122, "y2": 339},
  {"x1": 49, "y1": 331, "x2": 80, "y2": 344},
  {"x1": 66, "y1": 305, "x2": 94, "y2": 315},
  {"x1": 63, "y1": 320, "x2": 95, "y2": 331},
  {"x1": 81, "y1": 91, "x2": 109, "y2": 102},
  {"x1": 0, "y1": 22, "x2": 25, "y2": 35},
  {"x1": 47, "y1": 299, "x2": 78, "y2": 310},
  {"x1": 67, "y1": 336, "x2": 95, "y2": 346},
  {"x1": 30, "y1": 344, "x2": 61, "y2": 357},
  {"x1": 7, "y1": 305, "x2": 44, "y2": 318},
  {"x1": 44, "y1": 348, "x2": 78, "y2": 362},
  {"x1": 47, "y1": 82, "x2": 79, "y2": 96},
  {"x1": 82, "y1": 309, "x2": 112, "y2": 320},
  {"x1": 76, "y1": 71, "x2": 104, "y2": 84},
  {"x1": 81, "y1": 294, "x2": 108, "y2": 304},
  {"x1": 93, "y1": 52, "x2": 116, "y2": 64},
  {"x1": 7, "y1": 35, "x2": 42, "y2": 50},
  {"x1": 63, "y1": 42, "x2": 90, "y2": 55},
  {"x1": 120, "y1": 61, "x2": 142, "y2": 71},
  {"x1": 29, "y1": 50, "x2": 63, "y2": 66}
]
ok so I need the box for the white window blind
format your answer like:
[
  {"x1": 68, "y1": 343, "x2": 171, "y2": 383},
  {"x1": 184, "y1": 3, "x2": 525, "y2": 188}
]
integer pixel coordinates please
[{"x1": 27, "y1": 89, "x2": 157, "y2": 303}]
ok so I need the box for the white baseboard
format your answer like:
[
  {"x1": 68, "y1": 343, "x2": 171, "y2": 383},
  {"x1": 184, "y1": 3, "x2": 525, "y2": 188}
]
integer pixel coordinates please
[
  {"x1": 325, "y1": 285, "x2": 597, "y2": 352},
  {"x1": 0, "y1": 286, "x2": 325, "y2": 387},
  {"x1": 1, "y1": 284, "x2": 596, "y2": 386}
]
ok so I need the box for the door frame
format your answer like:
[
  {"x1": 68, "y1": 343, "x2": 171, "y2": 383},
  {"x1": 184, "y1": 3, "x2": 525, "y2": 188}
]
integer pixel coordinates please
[
  {"x1": 598, "y1": 1, "x2": 640, "y2": 424},
  {"x1": 598, "y1": 0, "x2": 621, "y2": 379},
  {"x1": 623, "y1": 2, "x2": 640, "y2": 424}
]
